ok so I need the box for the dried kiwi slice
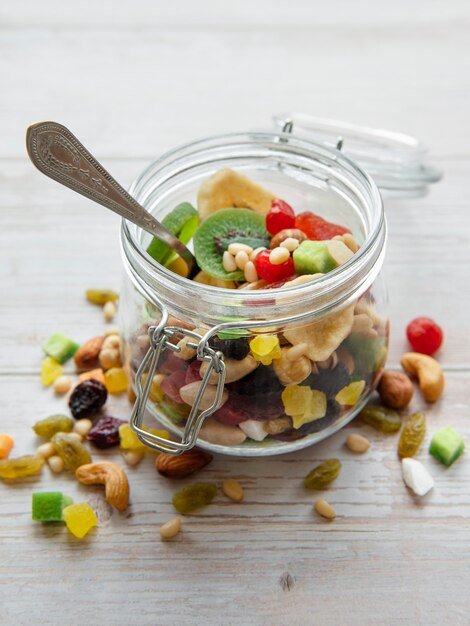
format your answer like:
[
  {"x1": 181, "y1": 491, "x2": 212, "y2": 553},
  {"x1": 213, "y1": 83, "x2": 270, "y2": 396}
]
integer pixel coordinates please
[
  {"x1": 193, "y1": 208, "x2": 270, "y2": 281},
  {"x1": 146, "y1": 202, "x2": 199, "y2": 266}
]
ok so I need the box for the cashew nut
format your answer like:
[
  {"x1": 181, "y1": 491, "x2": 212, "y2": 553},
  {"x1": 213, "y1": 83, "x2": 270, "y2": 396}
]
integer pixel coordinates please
[
  {"x1": 400, "y1": 352, "x2": 445, "y2": 402},
  {"x1": 273, "y1": 347, "x2": 312, "y2": 385},
  {"x1": 75, "y1": 461, "x2": 129, "y2": 511},
  {"x1": 333, "y1": 233, "x2": 360, "y2": 253},
  {"x1": 200, "y1": 354, "x2": 258, "y2": 384},
  {"x1": 179, "y1": 381, "x2": 229, "y2": 410},
  {"x1": 351, "y1": 313, "x2": 378, "y2": 338}
]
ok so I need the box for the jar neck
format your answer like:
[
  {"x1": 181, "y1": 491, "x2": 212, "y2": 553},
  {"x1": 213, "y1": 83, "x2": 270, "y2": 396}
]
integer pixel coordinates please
[{"x1": 121, "y1": 132, "x2": 386, "y2": 328}]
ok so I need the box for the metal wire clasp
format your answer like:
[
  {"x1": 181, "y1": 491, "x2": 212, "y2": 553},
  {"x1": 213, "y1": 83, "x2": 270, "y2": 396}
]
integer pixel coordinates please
[{"x1": 130, "y1": 324, "x2": 226, "y2": 455}]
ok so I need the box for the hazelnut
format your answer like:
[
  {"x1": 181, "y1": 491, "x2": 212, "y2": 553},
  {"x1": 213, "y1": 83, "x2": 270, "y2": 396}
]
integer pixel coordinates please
[{"x1": 377, "y1": 370, "x2": 414, "y2": 409}]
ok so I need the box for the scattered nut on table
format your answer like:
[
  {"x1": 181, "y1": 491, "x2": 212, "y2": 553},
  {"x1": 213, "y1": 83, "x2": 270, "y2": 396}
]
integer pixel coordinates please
[
  {"x1": 377, "y1": 370, "x2": 414, "y2": 409},
  {"x1": 400, "y1": 352, "x2": 444, "y2": 402}
]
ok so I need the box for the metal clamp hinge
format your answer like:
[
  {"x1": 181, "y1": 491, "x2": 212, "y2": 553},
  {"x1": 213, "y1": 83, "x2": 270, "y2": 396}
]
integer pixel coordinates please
[{"x1": 130, "y1": 325, "x2": 226, "y2": 455}]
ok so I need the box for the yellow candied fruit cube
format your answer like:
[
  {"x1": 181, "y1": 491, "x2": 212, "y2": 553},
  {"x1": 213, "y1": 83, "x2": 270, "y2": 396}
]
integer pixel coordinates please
[
  {"x1": 0, "y1": 434, "x2": 14, "y2": 460},
  {"x1": 41, "y1": 357, "x2": 64, "y2": 386},
  {"x1": 119, "y1": 423, "x2": 170, "y2": 453},
  {"x1": 335, "y1": 380, "x2": 366, "y2": 406},
  {"x1": 249, "y1": 335, "x2": 282, "y2": 365},
  {"x1": 291, "y1": 390, "x2": 327, "y2": 430},
  {"x1": 104, "y1": 367, "x2": 128, "y2": 394},
  {"x1": 281, "y1": 385, "x2": 312, "y2": 416},
  {"x1": 63, "y1": 503, "x2": 97, "y2": 539}
]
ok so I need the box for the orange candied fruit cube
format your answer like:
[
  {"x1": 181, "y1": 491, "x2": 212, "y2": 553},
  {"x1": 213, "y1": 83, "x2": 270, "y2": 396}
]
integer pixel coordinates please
[
  {"x1": 79, "y1": 368, "x2": 105, "y2": 385},
  {"x1": 0, "y1": 434, "x2": 14, "y2": 460}
]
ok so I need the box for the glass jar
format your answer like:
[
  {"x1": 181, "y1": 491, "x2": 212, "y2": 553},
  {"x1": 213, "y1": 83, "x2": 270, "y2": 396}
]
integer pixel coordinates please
[{"x1": 119, "y1": 131, "x2": 388, "y2": 456}]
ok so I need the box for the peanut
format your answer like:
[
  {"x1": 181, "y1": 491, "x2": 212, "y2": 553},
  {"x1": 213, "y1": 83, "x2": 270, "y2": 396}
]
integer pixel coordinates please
[
  {"x1": 346, "y1": 433, "x2": 370, "y2": 453},
  {"x1": 222, "y1": 479, "x2": 244, "y2": 502},
  {"x1": 121, "y1": 450, "x2": 145, "y2": 466},
  {"x1": 73, "y1": 419, "x2": 93, "y2": 438},
  {"x1": 48, "y1": 455, "x2": 64, "y2": 473},
  {"x1": 75, "y1": 461, "x2": 129, "y2": 511},
  {"x1": 400, "y1": 352, "x2": 444, "y2": 402},
  {"x1": 273, "y1": 347, "x2": 312, "y2": 385},
  {"x1": 160, "y1": 517, "x2": 182, "y2": 540},
  {"x1": 53, "y1": 375, "x2": 72, "y2": 395},
  {"x1": 37, "y1": 442, "x2": 55, "y2": 459},
  {"x1": 314, "y1": 498, "x2": 336, "y2": 520}
]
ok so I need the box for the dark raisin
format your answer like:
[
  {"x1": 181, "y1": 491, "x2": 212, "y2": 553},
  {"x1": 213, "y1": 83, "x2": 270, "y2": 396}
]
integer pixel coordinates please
[
  {"x1": 228, "y1": 364, "x2": 283, "y2": 396},
  {"x1": 306, "y1": 363, "x2": 350, "y2": 398},
  {"x1": 209, "y1": 336, "x2": 250, "y2": 361},
  {"x1": 86, "y1": 415, "x2": 126, "y2": 449},
  {"x1": 69, "y1": 379, "x2": 108, "y2": 419}
]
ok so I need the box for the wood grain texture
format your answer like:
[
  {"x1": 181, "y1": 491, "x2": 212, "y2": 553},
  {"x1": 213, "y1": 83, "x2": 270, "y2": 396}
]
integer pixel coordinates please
[{"x1": 0, "y1": 1, "x2": 469, "y2": 625}]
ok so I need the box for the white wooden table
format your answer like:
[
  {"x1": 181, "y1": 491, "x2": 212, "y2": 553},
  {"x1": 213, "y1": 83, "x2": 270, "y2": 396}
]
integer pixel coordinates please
[{"x1": 1, "y1": 2, "x2": 469, "y2": 624}]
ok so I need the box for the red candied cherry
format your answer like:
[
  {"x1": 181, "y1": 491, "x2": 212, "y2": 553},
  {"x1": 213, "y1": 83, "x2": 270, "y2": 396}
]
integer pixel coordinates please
[
  {"x1": 266, "y1": 199, "x2": 296, "y2": 235},
  {"x1": 295, "y1": 211, "x2": 351, "y2": 240},
  {"x1": 406, "y1": 317, "x2": 444, "y2": 356},
  {"x1": 254, "y1": 249, "x2": 294, "y2": 283}
]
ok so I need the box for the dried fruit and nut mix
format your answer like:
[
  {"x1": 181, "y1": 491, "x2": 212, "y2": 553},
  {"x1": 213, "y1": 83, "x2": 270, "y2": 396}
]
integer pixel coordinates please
[{"x1": 124, "y1": 168, "x2": 390, "y2": 449}]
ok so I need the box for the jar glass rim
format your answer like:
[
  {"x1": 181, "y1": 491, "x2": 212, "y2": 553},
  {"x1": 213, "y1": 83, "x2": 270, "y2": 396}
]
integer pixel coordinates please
[{"x1": 122, "y1": 131, "x2": 386, "y2": 325}]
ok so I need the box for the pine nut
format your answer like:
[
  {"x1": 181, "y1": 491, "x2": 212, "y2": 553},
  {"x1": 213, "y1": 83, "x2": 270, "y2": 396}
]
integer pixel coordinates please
[
  {"x1": 222, "y1": 251, "x2": 237, "y2": 272},
  {"x1": 122, "y1": 450, "x2": 144, "y2": 466},
  {"x1": 37, "y1": 442, "x2": 55, "y2": 459},
  {"x1": 314, "y1": 498, "x2": 336, "y2": 520},
  {"x1": 103, "y1": 300, "x2": 116, "y2": 322},
  {"x1": 346, "y1": 433, "x2": 370, "y2": 453},
  {"x1": 74, "y1": 418, "x2": 93, "y2": 437},
  {"x1": 269, "y1": 247, "x2": 290, "y2": 265},
  {"x1": 280, "y1": 237, "x2": 300, "y2": 252},
  {"x1": 250, "y1": 246, "x2": 266, "y2": 261},
  {"x1": 228, "y1": 243, "x2": 253, "y2": 255},
  {"x1": 235, "y1": 250, "x2": 249, "y2": 270},
  {"x1": 160, "y1": 517, "x2": 182, "y2": 540},
  {"x1": 48, "y1": 455, "x2": 64, "y2": 473},
  {"x1": 244, "y1": 261, "x2": 258, "y2": 283},
  {"x1": 286, "y1": 343, "x2": 308, "y2": 361},
  {"x1": 52, "y1": 375, "x2": 72, "y2": 395},
  {"x1": 223, "y1": 479, "x2": 244, "y2": 502}
]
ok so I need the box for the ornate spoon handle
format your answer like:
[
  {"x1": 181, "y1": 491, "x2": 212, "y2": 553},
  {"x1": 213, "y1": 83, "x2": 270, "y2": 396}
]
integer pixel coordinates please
[{"x1": 26, "y1": 121, "x2": 196, "y2": 274}]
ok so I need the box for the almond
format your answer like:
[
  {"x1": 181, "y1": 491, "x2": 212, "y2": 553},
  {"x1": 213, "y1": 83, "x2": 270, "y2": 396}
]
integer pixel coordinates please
[
  {"x1": 155, "y1": 449, "x2": 213, "y2": 478},
  {"x1": 74, "y1": 336, "x2": 106, "y2": 370}
]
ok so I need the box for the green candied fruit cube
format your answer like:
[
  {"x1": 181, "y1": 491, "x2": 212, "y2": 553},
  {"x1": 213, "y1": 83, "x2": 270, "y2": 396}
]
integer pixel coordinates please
[
  {"x1": 293, "y1": 241, "x2": 337, "y2": 275},
  {"x1": 429, "y1": 427, "x2": 465, "y2": 466},
  {"x1": 32, "y1": 492, "x2": 73, "y2": 522},
  {"x1": 43, "y1": 332, "x2": 80, "y2": 364}
]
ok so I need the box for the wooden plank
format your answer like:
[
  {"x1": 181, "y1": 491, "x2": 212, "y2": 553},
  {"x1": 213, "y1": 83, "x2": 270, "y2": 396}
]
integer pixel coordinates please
[{"x1": 0, "y1": 372, "x2": 468, "y2": 625}]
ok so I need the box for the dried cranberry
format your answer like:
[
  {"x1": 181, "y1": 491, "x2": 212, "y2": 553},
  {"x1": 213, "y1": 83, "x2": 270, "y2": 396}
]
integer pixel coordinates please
[
  {"x1": 160, "y1": 369, "x2": 187, "y2": 404},
  {"x1": 86, "y1": 415, "x2": 126, "y2": 449},
  {"x1": 266, "y1": 199, "x2": 296, "y2": 235},
  {"x1": 160, "y1": 351, "x2": 187, "y2": 374},
  {"x1": 212, "y1": 396, "x2": 252, "y2": 425},
  {"x1": 69, "y1": 379, "x2": 108, "y2": 419},
  {"x1": 406, "y1": 317, "x2": 443, "y2": 355},
  {"x1": 185, "y1": 359, "x2": 202, "y2": 384},
  {"x1": 255, "y1": 249, "x2": 295, "y2": 283}
]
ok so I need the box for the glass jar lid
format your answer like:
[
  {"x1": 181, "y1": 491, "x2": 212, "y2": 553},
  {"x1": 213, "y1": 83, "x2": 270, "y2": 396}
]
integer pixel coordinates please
[{"x1": 272, "y1": 112, "x2": 442, "y2": 198}]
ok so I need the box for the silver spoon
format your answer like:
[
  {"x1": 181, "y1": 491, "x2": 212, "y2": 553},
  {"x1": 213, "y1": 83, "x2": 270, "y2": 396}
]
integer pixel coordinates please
[{"x1": 26, "y1": 121, "x2": 197, "y2": 276}]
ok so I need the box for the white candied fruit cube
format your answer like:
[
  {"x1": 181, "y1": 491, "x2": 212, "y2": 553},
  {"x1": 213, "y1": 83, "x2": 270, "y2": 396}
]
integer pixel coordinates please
[
  {"x1": 401, "y1": 458, "x2": 434, "y2": 496},
  {"x1": 238, "y1": 419, "x2": 268, "y2": 442}
]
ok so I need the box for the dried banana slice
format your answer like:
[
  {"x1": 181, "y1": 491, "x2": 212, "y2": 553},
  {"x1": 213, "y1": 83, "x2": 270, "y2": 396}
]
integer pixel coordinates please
[
  {"x1": 197, "y1": 168, "x2": 276, "y2": 219},
  {"x1": 283, "y1": 304, "x2": 355, "y2": 362}
]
